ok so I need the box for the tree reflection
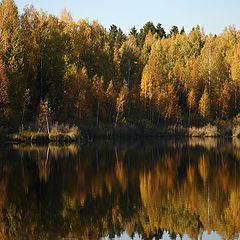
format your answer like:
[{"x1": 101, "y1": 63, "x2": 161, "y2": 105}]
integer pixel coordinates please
[{"x1": 0, "y1": 140, "x2": 240, "y2": 239}]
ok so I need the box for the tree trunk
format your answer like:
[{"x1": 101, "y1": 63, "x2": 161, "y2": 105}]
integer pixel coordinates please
[
  {"x1": 96, "y1": 101, "x2": 99, "y2": 126},
  {"x1": 235, "y1": 87, "x2": 237, "y2": 113},
  {"x1": 149, "y1": 108, "x2": 151, "y2": 122},
  {"x1": 152, "y1": 109, "x2": 154, "y2": 123},
  {"x1": 164, "y1": 113, "x2": 168, "y2": 128},
  {"x1": 157, "y1": 111, "x2": 161, "y2": 125},
  {"x1": 128, "y1": 62, "x2": 131, "y2": 89},
  {"x1": 21, "y1": 105, "x2": 25, "y2": 129},
  {"x1": 188, "y1": 107, "x2": 191, "y2": 126},
  {"x1": 115, "y1": 106, "x2": 120, "y2": 125},
  {"x1": 46, "y1": 115, "x2": 50, "y2": 135},
  {"x1": 109, "y1": 102, "x2": 113, "y2": 122},
  {"x1": 208, "y1": 45, "x2": 211, "y2": 99}
]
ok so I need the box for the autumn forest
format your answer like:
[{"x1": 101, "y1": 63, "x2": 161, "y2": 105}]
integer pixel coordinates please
[{"x1": 1, "y1": 0, "x2": 240, "y2": 133}]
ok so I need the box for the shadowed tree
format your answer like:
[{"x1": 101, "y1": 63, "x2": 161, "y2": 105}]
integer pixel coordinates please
[
  {"x1": 156, "y1": 23, "x2": 166, "y2": 39},
  {"x1": 118, "y1": 35, "x2": 140, "y2": 90},
  {"x1": 115, "y1": 81, "x2": 129, "y2": 124},
  {"x1": 180, "y1": 27, "x2": 185, "y2": 35},
  {"x1": 129, "y1": 26, "x2": 138, "y2": 38},
  {"x1": 73, "y1": 68, "x2": 91, "y2": 121},
  {"x1": 187, "y1": 89, "x2": 196, "y2": 125},
  {"x1": 219, "y1": 80, "x2": 231, "y2": 119},
  {"x1": 138, "y1": 21, "x2": 157, "y2": 48},
  {"x1": 0, "y1": 56, "x2": 9, "y2": 124},
  {"x1": 106, "y1": 80, "x2": 116, "y2": 122},
  {"x1": 169, "y1": 25, "x2": 179, "y2": 37},
  {"x1": 92, "y1": 75, "x2": 105, "y2": 125}
]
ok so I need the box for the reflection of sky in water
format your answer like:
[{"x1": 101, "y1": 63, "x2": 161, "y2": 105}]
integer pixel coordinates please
[
  {"x1": 103, "y1": 231, "x2": 224, "y2": 240},
  {"x1": 201, "y1": 231, "x2": 221, "y2": 240}
]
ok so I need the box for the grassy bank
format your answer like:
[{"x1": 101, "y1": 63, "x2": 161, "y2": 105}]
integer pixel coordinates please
[
  {"x1": 2, "y1": 122, "x2": 240, "y2": 144},
  {"x1": 10, "y1": 123, "x2": 81, "y2": 144},
  {"x1": 77, "y1": 122, "x2": 231, "y2": 140}
]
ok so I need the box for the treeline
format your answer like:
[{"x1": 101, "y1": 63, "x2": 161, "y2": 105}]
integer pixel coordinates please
[{"x1": 1, "y1": 0, "x2": 240, "y2": 131}]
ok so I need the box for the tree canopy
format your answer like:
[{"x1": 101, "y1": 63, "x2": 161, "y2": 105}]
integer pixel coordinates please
[{"x1": 1, "y1": 0, "x2": 240, "y2": 129}]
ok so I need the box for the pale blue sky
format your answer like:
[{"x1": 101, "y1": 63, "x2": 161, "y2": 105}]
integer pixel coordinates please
[{"x1": 14, "y1": 0, "x2": 240, "y2": 35}]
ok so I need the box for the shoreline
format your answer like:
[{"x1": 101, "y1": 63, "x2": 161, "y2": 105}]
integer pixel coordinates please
[{"x1": 1, "y1": 123, "x2": 239, "y2": 144}]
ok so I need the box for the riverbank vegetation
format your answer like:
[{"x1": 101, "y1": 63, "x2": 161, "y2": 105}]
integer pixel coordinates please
[{"x1": 1, "y1": 0, "x2": 240, "y2": 139}]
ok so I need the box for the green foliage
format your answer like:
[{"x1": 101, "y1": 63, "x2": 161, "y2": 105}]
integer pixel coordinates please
[{"x1": 169, "y1": 25, "x2": 179, "y2": 37}]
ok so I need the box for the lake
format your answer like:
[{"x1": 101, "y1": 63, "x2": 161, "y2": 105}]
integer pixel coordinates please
[{"x1": 0, "y1": 138, "x2": 240, "y2": 239}]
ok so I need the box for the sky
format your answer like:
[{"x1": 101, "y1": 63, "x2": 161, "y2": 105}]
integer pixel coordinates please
[{"x1": 14, "y1": 0, "x2": 240, "y2": 35}]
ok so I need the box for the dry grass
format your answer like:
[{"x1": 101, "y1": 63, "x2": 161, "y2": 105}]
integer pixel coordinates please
[
  {"x1": 188, "y1": 124, "x2": 219, "y2": 137},
  {"x1": 232, "y1": 125, "x2": 240, "y2": 138},
  {"x1": 12, "y1": 122, "x2": 80, "y2": 143},
  {"x1": 12, "y1": 131, "x2": 49, "y2": 143},
  {"x1": 10, "y1": 122, "x2": 240, "y2": 143},
  {"x1": 49, "y1": 122, "x2": 80, "y2": 142}
]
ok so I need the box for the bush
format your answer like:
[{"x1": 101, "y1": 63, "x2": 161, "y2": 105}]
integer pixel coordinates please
[
  {"x1": 233, "y1": 113, "x2": 240, "y2": 125},
  {"x1": 188, "y1": 124, "x2": 219, "y2": 137},
  {"x1": 49, "y1": 122, "x2": 80, "y2": 142},
  {"x1": 232, "y1": 125, "x2": 240, "y2": 138},
  {"x1": 12, "y1": 130, "x2": 49, "y2": 143},
  {"x1": 13, "y1": 130, "x2": 32, "y2": 142},
  {"x1": 11, "y1": 122, "x2": 81, "y2": 143}
]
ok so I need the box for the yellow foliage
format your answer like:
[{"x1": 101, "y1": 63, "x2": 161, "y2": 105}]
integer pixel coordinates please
[{"x1": 199, "y1": 87, "x2": 210, "y2": 118}]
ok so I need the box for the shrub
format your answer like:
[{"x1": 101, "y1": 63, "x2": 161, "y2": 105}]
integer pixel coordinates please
[
  {"x1": 11, "y1": 122, "x2": 80, "y2": 143},
  {"x1": 49, "y1": 122, "x2": 80, "y2": 142},
  {"x1": 188, "y1": 124, "x2": 219, "y2": 137},
  {"x1": 233, "y1": 113, "x2": 240, "y2": 125},
  {"x1": 232, "y1": 125, "x2": 240, "y2": 138},
  {"x1": 13, "y1": 130, "x2": 32, "y2": 142}
]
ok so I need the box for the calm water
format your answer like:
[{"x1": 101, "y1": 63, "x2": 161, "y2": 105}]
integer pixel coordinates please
[{"x1": 0, "y1": 138, "x2": 240, "y2": 239}]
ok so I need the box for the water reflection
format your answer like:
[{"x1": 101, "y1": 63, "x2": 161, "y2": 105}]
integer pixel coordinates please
[{"x1": 0, "y1": 139, "x2": 240, "y2": 239}]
